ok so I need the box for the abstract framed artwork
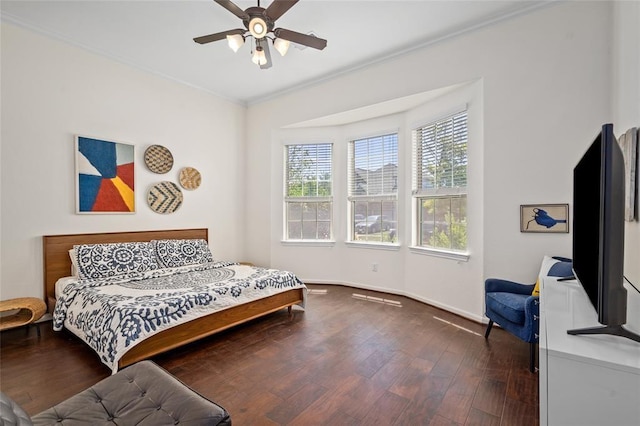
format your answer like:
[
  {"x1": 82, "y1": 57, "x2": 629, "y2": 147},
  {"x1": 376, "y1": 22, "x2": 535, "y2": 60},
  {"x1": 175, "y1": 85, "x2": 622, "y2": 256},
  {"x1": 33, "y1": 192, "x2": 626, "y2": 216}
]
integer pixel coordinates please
[
  {"x1": 75, "y1": 135, "x2": 135, "y2": 214},
  {"x1": 520, "y1": 204, "x2": 569, "y2": 233}
]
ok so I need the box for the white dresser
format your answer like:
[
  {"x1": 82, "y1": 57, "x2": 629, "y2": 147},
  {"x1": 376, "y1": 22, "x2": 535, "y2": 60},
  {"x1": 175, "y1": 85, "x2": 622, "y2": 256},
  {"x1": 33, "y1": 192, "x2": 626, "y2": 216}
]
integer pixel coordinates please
[{"x1": 538, "y1": 276, "x2": 640, "y2": 426}]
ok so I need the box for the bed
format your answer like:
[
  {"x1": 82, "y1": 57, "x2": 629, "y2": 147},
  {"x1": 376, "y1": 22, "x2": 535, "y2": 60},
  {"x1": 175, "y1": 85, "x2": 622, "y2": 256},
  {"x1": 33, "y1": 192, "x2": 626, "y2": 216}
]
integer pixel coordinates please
[{"x1": 43, "y1": 228, "x2": 306, "y2": 373}]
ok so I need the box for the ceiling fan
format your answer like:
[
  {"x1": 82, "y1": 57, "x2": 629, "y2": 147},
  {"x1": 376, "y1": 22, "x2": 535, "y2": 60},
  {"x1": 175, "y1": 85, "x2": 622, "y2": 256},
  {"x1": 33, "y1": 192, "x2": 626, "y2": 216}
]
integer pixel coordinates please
[{"x1": 194, "y1": 0, "x2": 327, "y2": 69}]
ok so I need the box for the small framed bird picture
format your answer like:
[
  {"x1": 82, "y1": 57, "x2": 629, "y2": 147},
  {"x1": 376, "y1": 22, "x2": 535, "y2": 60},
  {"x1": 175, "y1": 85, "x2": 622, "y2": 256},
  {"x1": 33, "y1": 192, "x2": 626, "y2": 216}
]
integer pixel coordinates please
[{"x1": 520, "y1": 204, "x2": 569, "y2": 233}]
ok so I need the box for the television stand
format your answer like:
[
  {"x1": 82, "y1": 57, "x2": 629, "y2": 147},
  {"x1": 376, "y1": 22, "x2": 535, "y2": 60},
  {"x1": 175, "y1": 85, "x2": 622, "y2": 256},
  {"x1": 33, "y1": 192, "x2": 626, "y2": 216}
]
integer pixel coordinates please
[
  {"x1": 539, "y1": 276, "x2": 640, "y2": 425},
  {"x1": 568, "y1": 324, "x2": 640, "y2": 342}
]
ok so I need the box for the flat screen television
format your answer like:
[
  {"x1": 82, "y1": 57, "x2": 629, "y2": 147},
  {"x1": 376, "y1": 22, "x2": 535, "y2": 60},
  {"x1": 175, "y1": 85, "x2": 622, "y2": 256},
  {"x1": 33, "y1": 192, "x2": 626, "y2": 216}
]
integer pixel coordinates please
[{"x1": 569, "y1": 123, "x2": 640, "y2": 342}]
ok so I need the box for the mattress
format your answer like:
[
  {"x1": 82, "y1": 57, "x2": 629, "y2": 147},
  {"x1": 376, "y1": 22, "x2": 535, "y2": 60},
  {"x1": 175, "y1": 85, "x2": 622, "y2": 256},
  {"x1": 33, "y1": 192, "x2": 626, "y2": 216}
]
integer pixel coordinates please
[{"x1": 53, "y1": 262, "x2": 306, "y2": 372}]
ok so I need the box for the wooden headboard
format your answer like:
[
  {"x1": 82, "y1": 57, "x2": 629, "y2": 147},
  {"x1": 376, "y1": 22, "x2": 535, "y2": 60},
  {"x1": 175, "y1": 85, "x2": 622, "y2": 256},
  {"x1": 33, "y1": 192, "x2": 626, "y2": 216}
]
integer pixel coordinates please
[{"x1": 42, "y1": 228, "x2": 208, "y2": 312}]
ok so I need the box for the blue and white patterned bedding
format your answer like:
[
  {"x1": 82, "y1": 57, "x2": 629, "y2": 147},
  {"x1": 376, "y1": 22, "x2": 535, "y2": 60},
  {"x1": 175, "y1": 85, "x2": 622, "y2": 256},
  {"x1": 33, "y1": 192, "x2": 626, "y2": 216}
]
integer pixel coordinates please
[{"x1": 53, "y1": 261, "x2": 306, "y2": 373}]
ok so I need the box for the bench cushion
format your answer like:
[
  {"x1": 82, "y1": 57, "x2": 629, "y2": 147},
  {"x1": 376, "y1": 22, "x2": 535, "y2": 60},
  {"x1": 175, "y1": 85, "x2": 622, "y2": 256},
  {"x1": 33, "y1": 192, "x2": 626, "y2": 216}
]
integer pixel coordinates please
[
  {"x1": 0, "y1": 391, "x2": 33, "y2": 426},
  {"x1": 31, "y1": 361, "x2": 230, "y2": 425}
]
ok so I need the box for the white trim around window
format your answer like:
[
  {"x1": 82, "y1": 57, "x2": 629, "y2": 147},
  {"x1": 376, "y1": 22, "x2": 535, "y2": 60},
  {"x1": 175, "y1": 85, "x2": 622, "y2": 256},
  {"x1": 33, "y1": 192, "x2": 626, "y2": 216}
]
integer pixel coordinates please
[{"x1": 283, "y1": 142, "x2": 334, "y2": 242}]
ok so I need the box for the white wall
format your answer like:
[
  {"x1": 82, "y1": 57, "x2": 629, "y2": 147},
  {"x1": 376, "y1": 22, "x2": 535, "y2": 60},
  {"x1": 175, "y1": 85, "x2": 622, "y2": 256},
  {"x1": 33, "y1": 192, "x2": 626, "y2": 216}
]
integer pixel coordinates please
[
  {"x1": 2, "y1": 1, "x2": 636, "y2": 324},
  {"x1": 246, "y1": 1, "x2": 615, "y2": 321},
  {"x1": 0, "y1": 23, "x2": 246, "y2": 300},
  {"x1": 269, "y1": 81, "x2": 483, "y2": 319}
]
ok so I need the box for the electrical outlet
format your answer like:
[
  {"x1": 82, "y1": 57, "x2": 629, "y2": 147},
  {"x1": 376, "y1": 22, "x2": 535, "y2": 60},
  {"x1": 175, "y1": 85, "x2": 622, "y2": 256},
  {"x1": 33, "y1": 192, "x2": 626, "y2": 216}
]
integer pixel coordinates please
[{"x1": 372, "y1": 263, "x2": 378, "y2": 272}]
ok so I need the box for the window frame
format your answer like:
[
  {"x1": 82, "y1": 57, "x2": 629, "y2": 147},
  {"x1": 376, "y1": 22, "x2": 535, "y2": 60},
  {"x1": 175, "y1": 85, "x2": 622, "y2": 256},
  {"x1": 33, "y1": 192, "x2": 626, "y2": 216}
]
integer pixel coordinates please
[
  {"x1": 347, "y1": 132, "x2": 399, "y2": 246},
  {"x1": 283, "y1": 142, "x2": 334, "y2": 242},
  {"x1": 411, "y1": 109, "x2": 469, "y2": 257}
]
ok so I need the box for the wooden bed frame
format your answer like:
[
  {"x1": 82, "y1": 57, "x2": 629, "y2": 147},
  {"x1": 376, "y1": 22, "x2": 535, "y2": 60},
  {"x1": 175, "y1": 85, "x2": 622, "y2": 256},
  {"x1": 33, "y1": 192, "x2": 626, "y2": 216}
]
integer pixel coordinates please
[{"x1": 42, "y1": 228, "x2": 305, "y2": 370}]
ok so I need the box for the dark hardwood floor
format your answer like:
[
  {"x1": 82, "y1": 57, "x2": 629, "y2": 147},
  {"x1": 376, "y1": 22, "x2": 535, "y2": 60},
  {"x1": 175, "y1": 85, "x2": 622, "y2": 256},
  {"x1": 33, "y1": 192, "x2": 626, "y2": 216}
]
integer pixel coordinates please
[{"x1": 0, "y1": 284, "x2": 539, "y2": 425}]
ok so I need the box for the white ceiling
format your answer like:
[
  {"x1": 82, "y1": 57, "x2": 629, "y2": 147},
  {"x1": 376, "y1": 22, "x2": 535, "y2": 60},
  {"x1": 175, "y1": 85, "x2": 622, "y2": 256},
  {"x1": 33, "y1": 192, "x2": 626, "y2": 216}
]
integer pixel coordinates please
[{"x1": 1, "y1": 0, "x2": 548, "y2": 105}]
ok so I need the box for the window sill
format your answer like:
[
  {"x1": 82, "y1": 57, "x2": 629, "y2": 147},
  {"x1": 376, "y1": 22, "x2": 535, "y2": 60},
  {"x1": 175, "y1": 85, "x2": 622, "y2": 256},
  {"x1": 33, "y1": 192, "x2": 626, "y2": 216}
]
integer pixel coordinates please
[
  {"x1": 345, "y1": 241, "x2": 401, "y2": 251},
  {"x1": 409, "y1": 246, "x2": 470, "y2": 262},
  {"x1": 281, "y1": 240, "x2": 336, "y2": 247}
]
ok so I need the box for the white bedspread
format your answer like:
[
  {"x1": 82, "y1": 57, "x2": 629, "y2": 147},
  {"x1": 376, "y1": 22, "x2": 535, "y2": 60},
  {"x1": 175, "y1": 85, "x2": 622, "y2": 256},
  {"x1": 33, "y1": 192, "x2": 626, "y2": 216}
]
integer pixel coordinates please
[{"x1": 53, "y1": 261, "x2": 306, "y2": 373}]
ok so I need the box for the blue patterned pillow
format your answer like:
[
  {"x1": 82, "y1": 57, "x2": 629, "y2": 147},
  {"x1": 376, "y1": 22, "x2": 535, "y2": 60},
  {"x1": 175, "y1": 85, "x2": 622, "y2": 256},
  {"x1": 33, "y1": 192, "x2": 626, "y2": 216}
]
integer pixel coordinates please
[
  {"x1": 539, "y1": 255, "x2": 573, "y2": 278},
  {"x1": 153, "y1": 239, "x2": 213, "y2": 268},
  {"x1": 74, "y1": 242, "x2": 160, "y2": 280}
]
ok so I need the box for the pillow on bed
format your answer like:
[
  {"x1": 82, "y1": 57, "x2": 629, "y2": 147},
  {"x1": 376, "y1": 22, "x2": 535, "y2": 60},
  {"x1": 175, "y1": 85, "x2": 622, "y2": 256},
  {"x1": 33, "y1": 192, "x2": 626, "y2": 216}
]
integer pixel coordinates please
[
  {"x1": 153, "y1": 239, "x2": 214, "y2": 268},
  {"x1": 69, "y1": 249, "x2": 79, "y2": 277},
  {"x1": 74, "y1": 242, "x2": 160, "y2": 280}
]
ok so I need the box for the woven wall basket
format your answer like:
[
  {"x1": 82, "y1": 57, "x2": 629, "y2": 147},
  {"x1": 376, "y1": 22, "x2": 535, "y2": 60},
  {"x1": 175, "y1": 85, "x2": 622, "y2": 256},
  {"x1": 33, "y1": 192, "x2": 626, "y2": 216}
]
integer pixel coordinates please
[
  {"x1": 147, "y1": 181, "x2": 183, "y2": 214},
  {"x1": 144, "y1": 145, "x2": 174, "y2": 174},
  {"x1": 179, "y1": 167, "x2": 202, "y2": 190}
]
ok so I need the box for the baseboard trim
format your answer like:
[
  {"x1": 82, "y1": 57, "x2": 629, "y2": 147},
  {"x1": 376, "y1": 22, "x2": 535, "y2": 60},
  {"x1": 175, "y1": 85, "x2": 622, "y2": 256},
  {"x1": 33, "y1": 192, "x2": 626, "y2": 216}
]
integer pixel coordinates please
[{"x1": 302, "y1": 279, "x2": 486, "y2": 324}]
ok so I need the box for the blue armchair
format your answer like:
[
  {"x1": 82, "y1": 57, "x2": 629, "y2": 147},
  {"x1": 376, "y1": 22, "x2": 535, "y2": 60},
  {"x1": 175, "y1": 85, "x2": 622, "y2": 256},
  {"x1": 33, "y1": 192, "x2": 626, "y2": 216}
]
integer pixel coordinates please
[{"x1": 484, "y1": 256, "x2": 572, "y2": 372}]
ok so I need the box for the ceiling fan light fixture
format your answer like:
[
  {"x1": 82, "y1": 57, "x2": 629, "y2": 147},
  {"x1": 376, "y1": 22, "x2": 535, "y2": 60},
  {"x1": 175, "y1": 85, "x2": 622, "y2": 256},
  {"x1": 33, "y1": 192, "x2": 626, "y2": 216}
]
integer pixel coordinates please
[
  {"x1": 194, "y1": 0, "x2": 329, "y2": 69},
  {"x1": 273, "y1": 37, "x2": 290, "y2": 56},
  {"x1": 252, "y1": 46, "x2": 267, "y2": 66},
  {"x1": 226, "y1": 34, "x2": 245, "y2": 52},
  {"x1": 248, "y1": 17, "x2": 268, "y2": 39}
]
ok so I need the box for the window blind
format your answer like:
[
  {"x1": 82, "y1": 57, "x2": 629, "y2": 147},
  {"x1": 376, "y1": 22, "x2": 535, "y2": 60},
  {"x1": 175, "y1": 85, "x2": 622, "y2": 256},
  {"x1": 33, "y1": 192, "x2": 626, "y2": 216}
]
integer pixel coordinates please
[
  {"x1": 348, "y1": 133, "x2": 398, "y2": 198},
  {"x1": 413, "y1": 111, "x2": 468, "y2": 195},
  {"x1": 285, "y1": 143, "x2": 332, "y2": 198}
]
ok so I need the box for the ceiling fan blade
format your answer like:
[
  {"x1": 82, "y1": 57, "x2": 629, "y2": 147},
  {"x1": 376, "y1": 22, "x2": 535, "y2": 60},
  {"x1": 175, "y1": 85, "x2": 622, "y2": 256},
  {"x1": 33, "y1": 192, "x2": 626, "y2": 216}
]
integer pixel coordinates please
[
  {"x1": 194, "y1": 28, "x2": 245, "y2": 44},
  {"x1": 274, "y1": 28, "x2": 327, "y2": 50},
  {"x1": 257, "y1": 38, "x2": 272, "y2": 69},
  {"x1": 214, "y1": 0, "x2": 249, "y2": 20},
  {"x1": 265, "y1": 0, "x2": 299, "y2": 21}
]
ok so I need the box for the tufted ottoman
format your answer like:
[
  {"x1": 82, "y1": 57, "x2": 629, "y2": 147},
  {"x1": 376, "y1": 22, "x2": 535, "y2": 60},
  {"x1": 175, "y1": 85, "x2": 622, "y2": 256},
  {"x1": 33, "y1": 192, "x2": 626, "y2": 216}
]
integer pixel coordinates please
[{"x1": 0, "y1": 361, "x2": 231, "y2": 425}]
